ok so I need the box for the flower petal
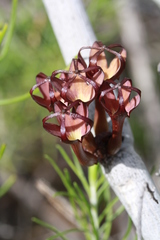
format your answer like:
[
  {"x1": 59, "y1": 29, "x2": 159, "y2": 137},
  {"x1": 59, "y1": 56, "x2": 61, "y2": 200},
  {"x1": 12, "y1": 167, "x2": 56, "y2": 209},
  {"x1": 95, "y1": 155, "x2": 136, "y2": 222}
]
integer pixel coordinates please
[
  {"x1": 121, "y1": 79, "x2": 132, "y2": 104},
  {"x1": 125, "y1": 92, "x2": 141, "y2": 116},
  {"x1": 65, "y1": 103, "x2": 91, "y2": 141},
  {"x1": 66, "y1": 75, "x2": 95, "y2": 103},
  {"x1": 99, "y1": 83, "x2": 119, "y2": 115}
]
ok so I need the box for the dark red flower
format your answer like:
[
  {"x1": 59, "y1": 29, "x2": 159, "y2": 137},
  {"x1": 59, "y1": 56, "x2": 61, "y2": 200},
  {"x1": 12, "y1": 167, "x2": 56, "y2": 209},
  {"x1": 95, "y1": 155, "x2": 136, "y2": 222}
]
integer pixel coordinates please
[
  {"x1": 30, "y1": 41, "x2": 141, "y2": 166},
  {"x1": 99, "y1": 78, "x2": 141, "y2": 154},
  {"x1": 99, "y1": 78, "x2": 141, "y2": 118}
]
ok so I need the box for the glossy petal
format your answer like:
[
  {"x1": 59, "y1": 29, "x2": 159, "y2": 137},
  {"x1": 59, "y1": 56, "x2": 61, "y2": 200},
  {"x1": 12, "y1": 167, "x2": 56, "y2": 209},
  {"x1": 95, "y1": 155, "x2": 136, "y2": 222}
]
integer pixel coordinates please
[
  {"x1": 99, "y1": 79, "x2": 141, "y2": 118},
  {"x1": 125, "y1": 94, "x2": 141, "y2": 116},
  {"x1": 121, "y1": 78, "x2": 141, "y2": 116},
  {"x1": 52, "y1": 59, "x2": 103, "y2": 104},
  {"x1": 65, "y1": 103, "x2": 91, "y2": 141},
  {"x1": 89, "y1": 41, "x2": 126, "y2": 81},
  {"x1": 43, "y1": 101, "x2": 93, "y2": 143},
  {"x1": 30, "y1": 73, "x2": 54, "y2": 111},
  {"x1": 99, "y1": 82, "x2": 119, "y2": 116}
]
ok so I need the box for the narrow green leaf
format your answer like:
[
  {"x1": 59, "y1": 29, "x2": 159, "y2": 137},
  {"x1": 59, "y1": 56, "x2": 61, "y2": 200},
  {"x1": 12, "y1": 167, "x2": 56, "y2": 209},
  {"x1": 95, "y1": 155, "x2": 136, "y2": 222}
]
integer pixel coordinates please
[
  {"x1": 0, "y1": 24, "x2": 8, "y2": 45},
  {"x1": 0, "y1": 175, "x2": 16, "y2": 198},
  {"x1": 134, "y1": 235, "x2": 138, "y2": 240},
  {"x1": 122, "y1": 217, "x2": 132, "y2": 240},
  {"x1": 73, "y1": 182, "x2": 99, "y2": 239},
  {"x1": 70, "y1": 147, "x2": 85, "y2": 179},
  {"x1": 64, "y1": 168, "x2": 71, "y2": 185},
  {"x1": 100, "y1": 186, "x2": 112, "y2": 239},
  {"x1": 98, "y1": 197, "x2": 119, "y2": 225},
  {"x1": 0, "y1": 144, "x2": 6, "y2": 160},
  {"x1": 32, "y1": 217, "x2": 67, "y2": 240},
  {"x1": 73, "y1": 182, "x2": 90, "y2": 210},
  {"x1": 108, "y1": 205, "x2": 124, "y2": 221},
  {"x1": 45, "y1": 154, "x2": 76, "y2": 197},
  {"x1": 46, "y1": 228, "x2": 86, "y2": 240},
  {"x1": 96, "y1": 173, "x2": 106, "y2": 190},
  {"x1": 97, "y1": 180, "x2": 109, "y2": 199},
  {"x1": 52, "y1": 191, "x2": 75, "y2": 199},
  {"x1": 47, "y1": 235, "x2": 67, "y2": 240},
  {"x1": 56, "y1": 145, "x2": 89, "y2": 194},
  {"x1": 0, "y1": 0, "x2": 18, "y2": 61}
]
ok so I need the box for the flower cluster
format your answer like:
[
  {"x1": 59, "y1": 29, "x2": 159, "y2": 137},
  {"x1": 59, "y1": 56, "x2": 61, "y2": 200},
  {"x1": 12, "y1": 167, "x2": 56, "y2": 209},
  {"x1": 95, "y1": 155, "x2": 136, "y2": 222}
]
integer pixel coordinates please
[{"x1": 30, "y1": 41, "x2": 141, "y2": 166}]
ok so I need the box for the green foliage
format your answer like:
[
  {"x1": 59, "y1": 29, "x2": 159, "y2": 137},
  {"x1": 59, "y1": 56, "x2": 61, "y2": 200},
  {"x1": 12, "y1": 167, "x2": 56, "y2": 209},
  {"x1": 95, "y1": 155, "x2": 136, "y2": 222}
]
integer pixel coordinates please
[
  {"x1": 32, "y1": 217, "x2": 86, "y2": 240},
  {"x1": 0, "y1": 0, "x2": 18, "y2": 61},
  {"x1": 33, "y1": 145, "x2": 135, "y2": 240},
  {"x1": 0, "y1": 0, "x2": 18, "y2": 198},
  {"x1": 0, "y1": 144, "x2": 6, "y2": 160},
  {"x1": 0, "y1": 24, "x2": 8, "y2": 45},
  {"x1": 0, "y1": 144, "x2": 16, "y2": 198},
  {"x1": 0, "y1": 174, "x2": 16, "y2": 198}
]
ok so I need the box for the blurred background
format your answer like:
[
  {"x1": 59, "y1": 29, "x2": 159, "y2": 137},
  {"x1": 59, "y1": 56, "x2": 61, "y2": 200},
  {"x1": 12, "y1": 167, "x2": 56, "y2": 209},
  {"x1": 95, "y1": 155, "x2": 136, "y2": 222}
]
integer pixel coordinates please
[{"x1": 0, "y1": 0, "x2": 160, "y2": 239}]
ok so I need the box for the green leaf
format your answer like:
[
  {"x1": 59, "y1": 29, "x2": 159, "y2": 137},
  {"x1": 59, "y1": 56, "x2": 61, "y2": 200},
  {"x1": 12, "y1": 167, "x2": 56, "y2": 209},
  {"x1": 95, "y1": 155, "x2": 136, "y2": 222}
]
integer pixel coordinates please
[
  {"x1": 64, "y1": 168, "x2": 71, "y2": 185},
  {"x1": 96, "y1": 173, "x2": 106, "y2": 190},
  {"x1": 97, "y1": 180, "x2": 109, "y2": 199},
  {"x1": 122, "y1": 217, "x2": 133, "y2": 240},
  {"x1": 0, "y1": 0, "x2": 18, "y2": 61},
  {"x1": 108, "y1": 205, "x2": 124, "y2": 221},
  {"x1": 45, "y1": 154, "x2": 76, "y2": 197},
  {"x1": 32, "y1": 217, "x2": 86, "y2": 240},
  {"x1": 0, "y1": 144, "x2": 6, "y2": 160},
  {"x1": 53, "y1": 191, "x2": 73, "y2": 198},
  {"x1": 0, "y1": 175, "x2": 16, "y2": 198},
  {"x1": 56, "y1": 145, "x2": 90, "y2": 194},
  {"x1": 0, "y1": 24, "x2": 8, "y2": 45},
  {"x1": 74, "y1": 181, "x2": 99, "y2": 238},
  {"x1": 99, "y1": 197, "x2": 119, "y2": 225},
  {"x1": 32, "y1": 217, "x2": 68, "y2": 240},
  {"x1": 46, "y1": 228, "x2": 86, "y2": 240}
]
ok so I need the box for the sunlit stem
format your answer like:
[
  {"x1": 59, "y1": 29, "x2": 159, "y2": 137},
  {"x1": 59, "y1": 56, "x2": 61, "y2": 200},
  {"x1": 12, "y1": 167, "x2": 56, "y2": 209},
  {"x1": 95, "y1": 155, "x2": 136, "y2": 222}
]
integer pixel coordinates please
[{"x1": 88, "y1": 164, "x2": 99, "y2": 239}]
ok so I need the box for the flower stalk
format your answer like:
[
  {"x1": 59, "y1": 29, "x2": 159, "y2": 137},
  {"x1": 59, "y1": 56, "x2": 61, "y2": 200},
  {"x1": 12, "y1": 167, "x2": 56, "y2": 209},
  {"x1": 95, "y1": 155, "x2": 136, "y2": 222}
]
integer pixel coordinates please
[{"x1": 88, "y1": 164, "x2": 99, "y2": 240}]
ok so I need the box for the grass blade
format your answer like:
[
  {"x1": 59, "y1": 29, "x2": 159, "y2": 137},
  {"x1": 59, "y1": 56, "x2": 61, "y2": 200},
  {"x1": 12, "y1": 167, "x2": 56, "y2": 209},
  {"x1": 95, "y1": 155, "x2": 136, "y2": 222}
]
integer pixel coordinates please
[
  {"x1": 0, "y1": 24, "x2": 8, "y2": 45},
  {"x1": 56, "y1": 145, "x2": 89, "y2": 194},
  {"x1": 0, "y1": 144, "x2": 6, "y2": 160},
  {"x1": 32, "y1": 217, "x2": 68, "y2": 240},
  {"x1": 0, "y1": 0, "x2": 18, "y2": 61},
  {"x1": 0, "y1": 175, "x2": 16, "y2": 198},
  {"x1": 122, "y1": 217, "x2": 132, "y2": 240}
]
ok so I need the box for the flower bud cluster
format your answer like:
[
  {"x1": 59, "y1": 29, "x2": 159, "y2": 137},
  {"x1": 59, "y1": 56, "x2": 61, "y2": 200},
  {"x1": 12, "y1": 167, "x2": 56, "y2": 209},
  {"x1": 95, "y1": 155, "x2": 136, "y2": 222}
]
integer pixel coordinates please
[{"x1": 30, "y1": 41, "x2": 141, "y2": 166}]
